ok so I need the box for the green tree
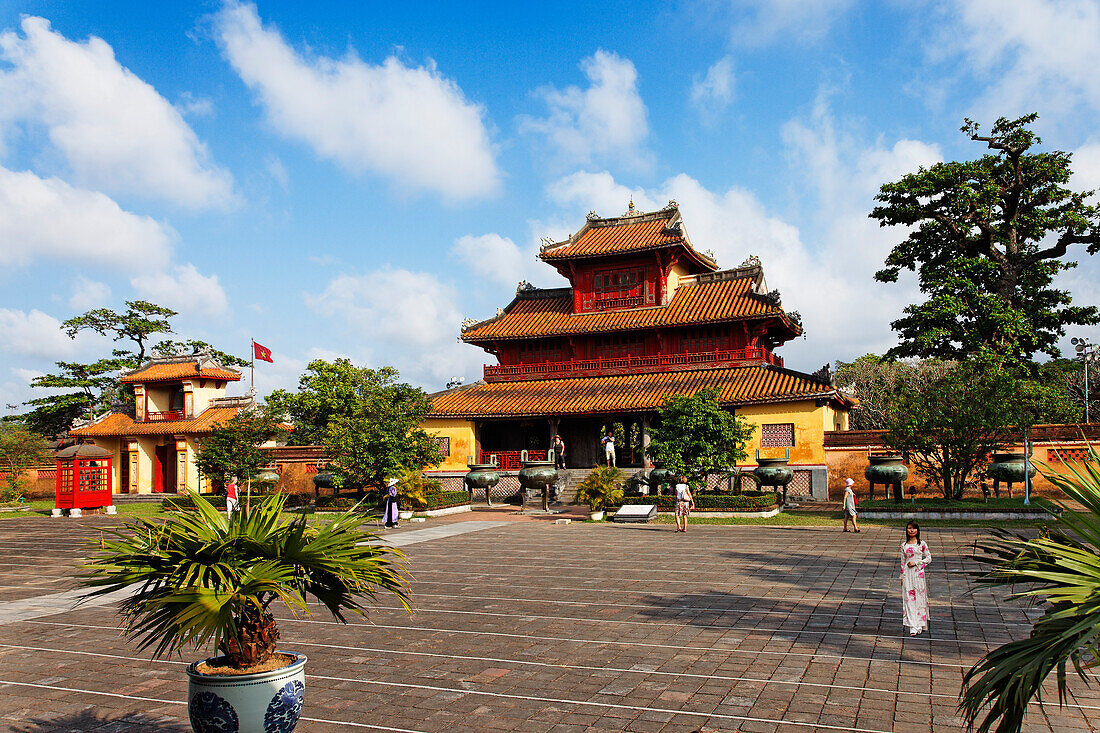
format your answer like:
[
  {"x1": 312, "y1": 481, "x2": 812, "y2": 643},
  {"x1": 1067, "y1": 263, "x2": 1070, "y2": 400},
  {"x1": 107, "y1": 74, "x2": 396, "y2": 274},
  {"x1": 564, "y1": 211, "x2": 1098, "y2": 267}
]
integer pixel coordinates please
[
  {"x1": 266, "y1": 359, "x2": 389, "y2": 445},
  {"x1": 871, "y1": 114, "x2": 1099, "y2": 365},
  {"x1": 266, "y1": 362, "x2": 444, "y2": 489},
  {"x1": 0, "y1": 422, "x2": 49, "y2": 499},
  {"x1": 151, "y1": 339, "x2": 249, "y2": 368},
  {"x1": 883, "y1": 357, "x2": 1072, "y2": 500},
  {"x1": 63, "y1": 300, "x2": 176, "y2": 361},
  {"x1": 834, "y1": 355, "x2": 954, "y2": 430},
  {"x1": 646, "y1": 388, "x2": 756, "y2": 479},
  {"x1": 23, "y1": 353, "x2": 135, "y2": 436},
  {"x1": 193, "y1": 410, "x2": 279, "y2": 490},
  {"x1": 960, "y1": 445, "x2": 1100, "y2": 733}
]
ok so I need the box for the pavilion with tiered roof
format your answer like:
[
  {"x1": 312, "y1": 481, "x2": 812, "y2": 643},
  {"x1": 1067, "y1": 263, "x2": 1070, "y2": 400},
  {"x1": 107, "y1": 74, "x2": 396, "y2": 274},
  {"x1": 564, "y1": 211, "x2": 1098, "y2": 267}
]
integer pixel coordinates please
[{"x1": 425, "y1": 202, "x2": 854, "y2": 498}]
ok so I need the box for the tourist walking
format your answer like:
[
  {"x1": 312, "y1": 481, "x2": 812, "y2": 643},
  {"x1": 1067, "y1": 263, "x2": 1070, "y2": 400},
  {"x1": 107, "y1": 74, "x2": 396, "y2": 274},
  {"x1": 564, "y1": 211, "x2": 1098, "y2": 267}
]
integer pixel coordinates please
[
  {"x1": 842, "y1": 477, "x2": 860, "y2": 532},
  {"x1": 552, "y1": 435, "x2": 566, "y2": 470},
  {"x1": 674, "y1": 475, "x2": 694, "y2": 532},
  {"x1": 900, "y1": 521, "x2": 932, "y2": 635},
  {"x1": 382, "y1": 478, "x2": 400, "y2": 528},
  {"x1": 603, "y1": 432, "x2": 616, "y2": 467},
  {"x1": 224, "y1": 477, "x2": 239, "y2": 519}
]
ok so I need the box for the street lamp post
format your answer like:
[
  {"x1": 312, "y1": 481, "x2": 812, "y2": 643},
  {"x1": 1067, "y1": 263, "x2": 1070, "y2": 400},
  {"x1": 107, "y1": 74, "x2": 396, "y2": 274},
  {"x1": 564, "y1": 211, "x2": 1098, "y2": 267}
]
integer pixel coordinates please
[{"x1": 1071, "y1": 337, "x2": 1099, "y2": 423}]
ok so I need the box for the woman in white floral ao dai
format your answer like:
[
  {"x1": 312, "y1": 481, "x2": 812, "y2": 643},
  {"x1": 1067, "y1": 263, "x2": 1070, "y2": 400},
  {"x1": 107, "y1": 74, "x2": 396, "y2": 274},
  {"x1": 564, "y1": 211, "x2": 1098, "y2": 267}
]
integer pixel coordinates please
[{"x1": 900, "y1": 521, "x2": 931, "y2": 636}]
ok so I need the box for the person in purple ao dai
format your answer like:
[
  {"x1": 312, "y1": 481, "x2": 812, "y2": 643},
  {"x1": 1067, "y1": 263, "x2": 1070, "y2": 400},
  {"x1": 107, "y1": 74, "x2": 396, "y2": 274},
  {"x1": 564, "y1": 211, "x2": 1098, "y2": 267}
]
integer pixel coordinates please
[
  {"x1": 900, "y1": 520, "x2": 932, "y2": 635},
  {"x1": 382, "y1": 477, "x2": 400, "y2": 528}
]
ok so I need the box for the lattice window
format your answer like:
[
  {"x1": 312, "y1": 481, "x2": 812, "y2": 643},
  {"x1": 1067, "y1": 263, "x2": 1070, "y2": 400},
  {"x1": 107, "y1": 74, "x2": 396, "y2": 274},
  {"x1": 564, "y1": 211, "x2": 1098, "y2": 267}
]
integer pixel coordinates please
[
  {"x1": 789, "y1": 470, "x2": 812, "y2": 494},
  {"x1": 597, "y1": 333, "x2": 645, "y2": 358},
  {"x1": 518, "y1": 340, "x2": 563, "y2": 364},
  {"x1": 761, "y1": 423, "x2": 795, "y2": 447},
  {"x1": 682, "y1": 327, "x2": 729, "y2": 354},
  {"x1": 1048, "y1": 447, "x2": 1094, "y2": 463},
  {"x1": 434, "y1": 437, "x2": 451, "y2": 457},
  {"x1": 593, "y1": 268, "x2": 643, "y2": 301}
]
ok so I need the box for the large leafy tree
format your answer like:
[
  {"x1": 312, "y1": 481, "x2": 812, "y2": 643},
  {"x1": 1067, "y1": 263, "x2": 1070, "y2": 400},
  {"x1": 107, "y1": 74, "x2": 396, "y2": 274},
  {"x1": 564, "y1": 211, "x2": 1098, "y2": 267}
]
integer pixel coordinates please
[
  {"x1": 871, "y1": 114, "x2": 1099, "y2": 365},
  {"x1": 834, "y1": 355, "x2": 954, "y2": 430},
  {"x1": 23, "y1": 353, "x2": 135, "y2": 436},
  {"x1": 266, "y1": 359, "x2": 443, "y2": 490},
  {"x1": 63, "y1": 300, "x2": 176, "y2": 361},
  {"x1": 883, "y1": 357, "x2": 1072, "y2": 500},
  {"x1": 193, "y1": 410, "x2": 280, "y2": 486},
  {"x1": 646, "y1": 388, "x2": 756, "y2": 478},
  {"x1": 0, "y1": 422, "x2": 49, "y2": 498},
  {"x1": 151, "y1": 339, "x2": 250, "y2": 368},
  {"x1": 960, "y1": 446, "x2": 1100, "y2": 733}
]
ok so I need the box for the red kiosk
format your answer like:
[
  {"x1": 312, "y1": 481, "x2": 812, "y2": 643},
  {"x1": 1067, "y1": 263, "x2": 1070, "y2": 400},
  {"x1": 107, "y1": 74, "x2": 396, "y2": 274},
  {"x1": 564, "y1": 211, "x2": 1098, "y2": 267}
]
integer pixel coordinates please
[{"x1": 55, "y1": 444, "x2": 113, "y2": 515}]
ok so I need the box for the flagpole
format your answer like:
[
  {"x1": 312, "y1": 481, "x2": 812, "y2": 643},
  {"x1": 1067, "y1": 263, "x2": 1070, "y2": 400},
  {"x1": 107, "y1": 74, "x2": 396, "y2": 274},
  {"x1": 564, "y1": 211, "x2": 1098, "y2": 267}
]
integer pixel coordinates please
[{"x1": 250, "y1": 339, "x2": 255, "y2": 393}]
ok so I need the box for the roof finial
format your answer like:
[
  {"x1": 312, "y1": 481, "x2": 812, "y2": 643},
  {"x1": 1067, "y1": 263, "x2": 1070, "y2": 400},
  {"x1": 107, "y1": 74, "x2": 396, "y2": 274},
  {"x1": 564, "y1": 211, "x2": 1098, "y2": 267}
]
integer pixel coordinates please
[{"x1": 626, "y1": 197, "x2": 636, "y2": 216}]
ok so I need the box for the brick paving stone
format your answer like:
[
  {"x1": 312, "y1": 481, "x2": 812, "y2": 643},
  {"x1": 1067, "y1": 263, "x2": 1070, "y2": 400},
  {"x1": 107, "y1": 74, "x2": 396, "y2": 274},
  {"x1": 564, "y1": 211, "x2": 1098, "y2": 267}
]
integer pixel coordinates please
[{"x1": 0, "y1": 517, "x2": 1095, "y2": 731}]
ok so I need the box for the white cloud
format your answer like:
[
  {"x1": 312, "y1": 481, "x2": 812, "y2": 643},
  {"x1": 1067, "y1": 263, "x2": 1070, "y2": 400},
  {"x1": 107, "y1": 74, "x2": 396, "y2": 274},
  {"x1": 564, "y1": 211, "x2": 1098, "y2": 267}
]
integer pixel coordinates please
[
  {"x1": 450, "y1": 233, "x2": 529, "y2": 286},
  {"x1": 305, "y1": 268, "x2": 483, "y2": 389},
  {"x1": 0, "y1": 16, "x2": 236, "y2": 209},
  {"x1": 544, "y1": 104, "x2": 942, "y2": 368},
  {"x1": 215, "y1": 1, "x2": 499, "y2": 201},
  {"x1": 265, "y1": 155, "x2": 289, "y2": 190},
  {"x1": 723, "y1": 0, "x2": 855, "y2": 47},
  {"x1": 941, "y1": 0, "x2": 1100, "y2": 120},
  {"x1": 0, "y1": 165, "x2": 173, "y2": 271},
  {"x1": 1071, "y1": 141, "x2": 1100, "y2": 193},
  {"x1": 690, "y1": 56, "x2": 736, "y2": 118},
  {"x1": 520, "y1": 50, "x2": 649, "y2": 168},
  {"x1": 0, "y1": 309, "x2": 79, "y2": 358},
  {"x1": 68, "y1": 277, "x2": 111, "y2": 311},
  {"x1": 131, "y1": 264, "x2": 229, "y2": 318}
]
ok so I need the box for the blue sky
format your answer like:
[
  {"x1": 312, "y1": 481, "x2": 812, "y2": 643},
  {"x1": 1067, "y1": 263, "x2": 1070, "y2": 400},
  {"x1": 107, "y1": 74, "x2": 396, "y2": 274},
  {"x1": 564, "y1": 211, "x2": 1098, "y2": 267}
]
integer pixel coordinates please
[{"x1": 1, "y1": 0, "x2": 1099, "y2": 412}]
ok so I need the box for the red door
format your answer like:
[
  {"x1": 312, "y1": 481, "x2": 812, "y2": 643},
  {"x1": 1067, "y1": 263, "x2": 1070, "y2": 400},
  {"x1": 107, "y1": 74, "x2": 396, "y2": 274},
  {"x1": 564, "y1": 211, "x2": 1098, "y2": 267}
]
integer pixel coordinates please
[{"x1": 153, "y1": 445, "x2": 166, "y2": 493}]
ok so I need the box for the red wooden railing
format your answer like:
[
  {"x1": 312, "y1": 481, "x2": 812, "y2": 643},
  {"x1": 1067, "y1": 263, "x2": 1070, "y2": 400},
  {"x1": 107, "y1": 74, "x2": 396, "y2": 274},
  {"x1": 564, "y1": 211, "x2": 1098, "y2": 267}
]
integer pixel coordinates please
[
  {"x1": 484, "y1": 348, "x2": 783, "y2": 382},
  {"x1": 478, "y1": 450, "x2": 547, "y2": 471},
  {"x1": 592, "y1": 295, "x2": 644, "y2": 310},
  {"x1": 144, "y1": 409, "x2": 185, "y2": 422}
]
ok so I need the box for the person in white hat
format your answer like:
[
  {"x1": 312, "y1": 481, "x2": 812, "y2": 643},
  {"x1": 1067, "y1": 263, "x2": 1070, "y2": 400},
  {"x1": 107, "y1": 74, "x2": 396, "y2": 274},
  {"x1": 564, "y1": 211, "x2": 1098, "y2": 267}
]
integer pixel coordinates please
[
  {"x1": 842, "y1": 478, "x2": 860, "y2": 532},
  {"x1": 382, "y1": 477, "x2": 400, "y2": 528}
]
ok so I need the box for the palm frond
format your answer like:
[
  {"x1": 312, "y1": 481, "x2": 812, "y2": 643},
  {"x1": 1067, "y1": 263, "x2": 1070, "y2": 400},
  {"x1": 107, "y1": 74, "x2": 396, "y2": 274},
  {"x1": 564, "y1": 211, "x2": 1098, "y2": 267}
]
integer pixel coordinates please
[
  {"x1": 81, "y1": 490, "x2": 410, "y2": 662},
  {"x1": 961, "y1": 442, "x2": 1100, "y2": 732}
]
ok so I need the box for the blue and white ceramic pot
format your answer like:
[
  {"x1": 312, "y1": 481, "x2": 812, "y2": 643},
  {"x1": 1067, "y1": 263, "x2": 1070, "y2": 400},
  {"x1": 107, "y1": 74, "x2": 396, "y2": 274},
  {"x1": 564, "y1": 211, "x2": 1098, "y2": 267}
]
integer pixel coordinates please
[{"x1": 186, "y1": 652, "x2": 307, "y2": 733}]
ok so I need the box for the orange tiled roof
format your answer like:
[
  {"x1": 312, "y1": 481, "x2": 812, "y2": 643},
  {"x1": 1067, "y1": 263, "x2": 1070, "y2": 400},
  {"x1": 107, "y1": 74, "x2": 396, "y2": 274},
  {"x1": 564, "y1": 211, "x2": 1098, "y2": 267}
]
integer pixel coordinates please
[
  {"x1": 70, "y1": 406, "x2": 242, "y2": 437},
  {"x1": 539, "y1": 206, "x2": 716, "y2": 267},
  {"x1": 463, "y1": 275, "x2": 796, "y2": 341},
  {"x1": 429, "y1": 365, "x2": 845, "y2": 418},
  {"x1": 120, "y1": 362, "x2": 241, "y2": 384}
]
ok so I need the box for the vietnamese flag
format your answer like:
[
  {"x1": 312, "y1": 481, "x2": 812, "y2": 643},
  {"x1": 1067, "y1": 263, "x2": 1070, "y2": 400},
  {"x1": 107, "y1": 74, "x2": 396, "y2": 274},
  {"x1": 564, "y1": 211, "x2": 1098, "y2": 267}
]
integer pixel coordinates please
[{"x1": 253, "y1": 341, "x2": 274, "y2": 363}]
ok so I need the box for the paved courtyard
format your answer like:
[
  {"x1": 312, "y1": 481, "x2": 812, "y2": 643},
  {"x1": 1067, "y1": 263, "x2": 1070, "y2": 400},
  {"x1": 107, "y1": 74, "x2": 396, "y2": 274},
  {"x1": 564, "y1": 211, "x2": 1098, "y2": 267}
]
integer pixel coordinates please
[{"x1": 0, "y1": 514, "x2": 1097, "y2": 732}]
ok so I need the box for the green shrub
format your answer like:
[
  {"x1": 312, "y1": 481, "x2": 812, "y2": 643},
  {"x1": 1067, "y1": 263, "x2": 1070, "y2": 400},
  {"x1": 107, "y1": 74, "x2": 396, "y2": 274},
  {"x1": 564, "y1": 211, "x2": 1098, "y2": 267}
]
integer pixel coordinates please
[
  {"x1": 424, "y1": 490, "x2": 470, "y2": 510},
  {"x1": 395, "y1": 469, "x2": 442, "y2": 510},
  {"x1": 315, "y1": 495, "x2": 358, "y2": 511},
  {"x1": 575, "y1": 466, "x2": 626, "y2": 511},
  {"x1": 165, "y1": 494, "x2": 227, "y2": 511},
  {"x1": 619, "y1": 492, "x2": 778, "y2": 510}
]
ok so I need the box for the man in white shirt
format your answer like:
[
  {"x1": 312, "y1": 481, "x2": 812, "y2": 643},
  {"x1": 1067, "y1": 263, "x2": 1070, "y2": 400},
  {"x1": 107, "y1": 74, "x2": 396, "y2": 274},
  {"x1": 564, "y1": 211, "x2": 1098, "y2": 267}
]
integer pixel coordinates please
[{"x1": 602, "y1": 433, "x2": 616, "y2": 467}]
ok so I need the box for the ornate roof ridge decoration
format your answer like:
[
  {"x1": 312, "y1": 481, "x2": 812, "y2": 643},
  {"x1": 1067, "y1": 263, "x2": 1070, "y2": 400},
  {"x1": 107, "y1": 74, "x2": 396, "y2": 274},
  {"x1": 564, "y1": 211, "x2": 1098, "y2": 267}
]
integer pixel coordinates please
[
  {"x1": 120, "y1": 350, "x2": 241, "y2": 382},
  {"x1": 209, "y1": 394, "x2": 255, "y2": 409},
  {"x1": 461, "y1": 286, "x2": 573, "y2": 333},
  {"x1": 537, "y1": 201, "x2": 718, "y2": 268}
]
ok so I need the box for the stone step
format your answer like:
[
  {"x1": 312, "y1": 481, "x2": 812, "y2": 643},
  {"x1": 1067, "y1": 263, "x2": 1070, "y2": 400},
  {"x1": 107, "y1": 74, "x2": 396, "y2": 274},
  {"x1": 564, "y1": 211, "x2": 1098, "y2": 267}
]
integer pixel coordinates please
[{"x1": 113, "y1": 494, "x2": 169, "y2": 504}]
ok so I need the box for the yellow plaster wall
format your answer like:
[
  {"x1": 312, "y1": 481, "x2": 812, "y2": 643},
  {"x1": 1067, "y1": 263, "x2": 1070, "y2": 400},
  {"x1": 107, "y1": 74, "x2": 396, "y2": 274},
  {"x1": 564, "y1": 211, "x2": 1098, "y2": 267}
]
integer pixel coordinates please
[
  {"x1": 186, "y1": 380, "x2": 228, "y2": 415},
  {"x1": 736, "y1": 400, "x2": 829, "y2": 465},
  {"x1": 88, "y1": 437, "x2": 122, "y2": 493},
  {"x1": 423, "y1": 418, "x2": 476, "y2": 472},
  {"x1": 133, "y1": 437, "x2": 157, "y2": 494},
  {"x1": 666, "y1": 262, "x2": 691, "y2": 300},
  {"x1": 145, "y1": 385, "x2": 171, "y2": 413}
]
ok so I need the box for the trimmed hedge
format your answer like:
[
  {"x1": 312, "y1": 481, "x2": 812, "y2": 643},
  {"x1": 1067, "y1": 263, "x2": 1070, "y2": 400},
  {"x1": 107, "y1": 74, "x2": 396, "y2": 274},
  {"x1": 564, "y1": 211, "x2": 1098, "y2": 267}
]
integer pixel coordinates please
[
  {"x1": 619, "y1": 491, "x2": 778, "y2": 511},
  {"x1": 425, "y1": 490, "x2": 471, "y2": 510},
  {"x1": 165, "y1": 493, "x2": 314, "y2": 511}
]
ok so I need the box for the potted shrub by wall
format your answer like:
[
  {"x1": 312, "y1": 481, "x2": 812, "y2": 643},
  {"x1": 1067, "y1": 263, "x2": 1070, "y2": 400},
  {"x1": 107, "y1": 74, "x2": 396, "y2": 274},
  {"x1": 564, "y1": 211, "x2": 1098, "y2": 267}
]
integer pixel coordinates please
[
  {"x1": 81, "y1": 492, "x2": 409, "y2": 733},
  {"x1": 575, "y1": 465, "x2": 625, "y2": 521},
  {"x1": 395, "y1": 469, "x2": 438, "y2": 519}
]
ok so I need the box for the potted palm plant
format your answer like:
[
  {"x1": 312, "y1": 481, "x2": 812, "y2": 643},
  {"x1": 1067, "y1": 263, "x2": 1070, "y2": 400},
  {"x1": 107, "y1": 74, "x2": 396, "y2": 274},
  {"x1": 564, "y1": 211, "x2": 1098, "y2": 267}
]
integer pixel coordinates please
[
  {"x1": 81, "y1": 491, "x2": 409, "y2": 733},
  {"x1": 575, "y1": 465, "x2": 625, "y2": 520}
]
